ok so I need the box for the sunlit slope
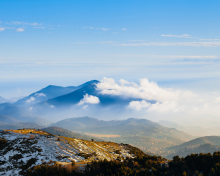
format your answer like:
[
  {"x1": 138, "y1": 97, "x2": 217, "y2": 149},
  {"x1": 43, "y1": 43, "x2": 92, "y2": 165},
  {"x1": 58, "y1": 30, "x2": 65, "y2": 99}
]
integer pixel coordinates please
[{"x1": 0, "y1": 129, "x2": 140, "y2": 175}]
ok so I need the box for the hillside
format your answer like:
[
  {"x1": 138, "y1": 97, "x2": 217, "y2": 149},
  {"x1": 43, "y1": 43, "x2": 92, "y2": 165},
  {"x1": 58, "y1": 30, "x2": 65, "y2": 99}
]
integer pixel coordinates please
[
  {"x1": 0, "y1": 129, "x2": 140, "y2": 175},
  {"x1": 42, "y1": 126, "x2": 102, "y2": 142},
  {"x1": 164, "y1": 136, "x2": 220, "y2": 159},
  {"x1": 53, "y1": 117, "x2": 193, "y2": 155},
  {"x1": 53, "y1": 117, "x2": 192, "y2": 141}
]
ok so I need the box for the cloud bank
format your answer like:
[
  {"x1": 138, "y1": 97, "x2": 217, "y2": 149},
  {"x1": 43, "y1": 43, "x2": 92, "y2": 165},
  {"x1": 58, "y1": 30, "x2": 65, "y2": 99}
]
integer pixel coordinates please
[
  {"x1": 78, "y1": 94, "x2": 100, "y2": 105},
  {"x1": 96, "y1": 77, "x2": 220, "y2": 118}
]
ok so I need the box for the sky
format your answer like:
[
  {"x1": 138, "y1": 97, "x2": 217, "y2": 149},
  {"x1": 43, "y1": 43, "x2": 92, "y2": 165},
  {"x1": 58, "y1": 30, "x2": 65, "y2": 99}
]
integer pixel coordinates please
[{"x1": 1, "y1": 0, "x2": 220, "y2": 98}]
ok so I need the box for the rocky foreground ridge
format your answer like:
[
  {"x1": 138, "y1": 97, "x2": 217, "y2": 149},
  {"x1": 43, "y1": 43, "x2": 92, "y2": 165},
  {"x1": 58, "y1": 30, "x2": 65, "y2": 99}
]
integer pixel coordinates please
[{"x1": 0, "y1": 129, "x2": 138, "y2": 175}]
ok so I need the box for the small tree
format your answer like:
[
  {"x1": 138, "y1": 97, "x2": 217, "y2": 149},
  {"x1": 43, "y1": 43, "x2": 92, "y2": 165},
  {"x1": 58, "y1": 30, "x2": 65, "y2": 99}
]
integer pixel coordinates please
[{"x1": 71, "y1": 160, "x2": 75, "y2": 167}]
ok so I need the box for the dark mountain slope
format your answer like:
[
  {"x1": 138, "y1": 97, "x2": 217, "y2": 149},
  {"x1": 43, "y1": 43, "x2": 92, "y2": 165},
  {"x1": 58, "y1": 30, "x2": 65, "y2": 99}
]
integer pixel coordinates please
[
  {"x1": 46, "y1": 83, "x2": 97, "y2": 106},
  {"x1": 15, "y1": 80, "x2": 99, "y2": 106}
]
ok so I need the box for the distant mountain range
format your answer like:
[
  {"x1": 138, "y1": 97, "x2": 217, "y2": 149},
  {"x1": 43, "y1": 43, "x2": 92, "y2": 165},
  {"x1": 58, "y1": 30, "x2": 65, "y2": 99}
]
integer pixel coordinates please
[
  {"x1": 0, "y1": 80, "x2": 101, "y2": 128},
  {"x1": 164, "y1": 136, "x2": 220, "y2": 159},
  {"x1": 53, "y1": 116, "x2": 193, "y2": 155},
  {"x1": 53, "y1": 117, "x2": 192, "y2": 140}
]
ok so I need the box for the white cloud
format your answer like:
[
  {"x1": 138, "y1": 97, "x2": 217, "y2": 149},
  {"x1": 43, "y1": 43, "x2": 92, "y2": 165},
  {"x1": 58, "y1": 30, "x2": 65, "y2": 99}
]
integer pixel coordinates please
[
  {"x1": 128, "y1": 100, "x2": 151, "y2": 111},
  {"x1": 97, "y1": 77, "x2": 191, "y2": 102},
  {"x1": 148, "y1": 101, "x2": 182, "y2": 113},
  {"x1": 83, "y1": 26, "x2": 109, "y2": 31},
  {"x1": 215, "y1": 97, "x2": 220, "y2": 103},
  {"x1": 117, "y1": 42, "x2": 220, "y2": 47},
  {"x1": 26, "y1": 97, "x2": 35, "y2": 103},
  {"x1": 97, "y1": 77, "x2": 220, "y2": 116},
  {"x1": 128, "y1": 100, "x2": 181, "y2": 113},
  {"x1": 11, "y1": 21, "x2": 41, "y2": 26},
  {"x1": 122, "y1": 28, "x2": 127, "y2": 31},
  {"x1": 101, "y1": 27, "x2": 109, "y2": 31},
  {"x1": 83, "y1": 26, "x2": 94, "y2": 29},
  {"x1": 16, "y1": 28, "x2": 24, "y2": 32},
  {"x1": 78, "y1": 94, "x2": 100, "y2": 105},
  {"x1": 35, "y1": 93, "x2": 46, "y2": 97},
  {"x1": 83, "y1": 105, "x2": 88, "y2": 109},
  {"x1": 161, "y1": 34, "x2": 193, "y2": 38},
  {"x1": 0, "y1": 28, "x2": 5, "y2": 31}
]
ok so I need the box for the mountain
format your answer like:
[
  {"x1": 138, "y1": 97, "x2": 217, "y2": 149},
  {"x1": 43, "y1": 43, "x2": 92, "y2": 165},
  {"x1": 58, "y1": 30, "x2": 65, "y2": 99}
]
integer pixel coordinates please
[
  {"x1": 0, "y1": 115, "x2": 21, "y2": 124},
  {"x1": 53, "y1": 117, "x2": 193, "y2": 155},
  {"x1": 45, "y1": 81, "x2": 98, "y2": 107},
  {"x1": 14, "y1": 86, "x2": 76, "y2": 106},
  {"x1": 0, "y1": 104, "x2": 51, "y2": 126},
  {"x1": 42, "y1": 80, "x2": 152, "y2": 108},
  {"x1": 53, "y1": 117, "x2": 192, "y2": 140},
  {"x1": 0, "y1": 96, "x2": 8, "y2": 103},
  {"x1": 0, "y1": 103, "x2": 13, "y2": 111},
  {"x1": 14, "y1": 80, "x2": 99, "y2": 106},
  {"x1": 164, "y1": 136, "x2": 220, "y2": 159}
]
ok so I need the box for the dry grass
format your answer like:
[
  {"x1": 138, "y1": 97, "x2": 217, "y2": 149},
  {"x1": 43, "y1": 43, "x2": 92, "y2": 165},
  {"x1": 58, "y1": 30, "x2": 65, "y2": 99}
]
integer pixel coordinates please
[
  {"x1": 6, "y1": 129, "x2": 50, "y2": 136},
  {"x1": 6, "y1": 129, "x2": 132, "y2": 165},
  {"x1": 57, "y1": 136, "x2": 123, "y2": 162}
]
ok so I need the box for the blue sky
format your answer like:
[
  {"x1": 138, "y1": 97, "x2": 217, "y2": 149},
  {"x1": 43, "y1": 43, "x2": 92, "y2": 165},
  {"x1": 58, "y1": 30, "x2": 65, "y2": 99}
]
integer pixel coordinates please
[{"x1": 1, "y1": 0, "x2": 220, "y2": 98}]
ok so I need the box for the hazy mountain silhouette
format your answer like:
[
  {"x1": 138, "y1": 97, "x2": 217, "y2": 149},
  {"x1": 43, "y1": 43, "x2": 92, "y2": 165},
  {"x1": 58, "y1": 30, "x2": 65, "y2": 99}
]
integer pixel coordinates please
[
  {"x1": 0, "y1": 96, "x2": 8, "y2": 103},
  {"x1": 53, "y1": 117, "x2": 192, "y2": 141},
  {"x1": 165, "y1": 136, "x2": 220, "y2": 159},
  {"x1": 0, "y1": 105, "x2": 50, "y2": 126}
]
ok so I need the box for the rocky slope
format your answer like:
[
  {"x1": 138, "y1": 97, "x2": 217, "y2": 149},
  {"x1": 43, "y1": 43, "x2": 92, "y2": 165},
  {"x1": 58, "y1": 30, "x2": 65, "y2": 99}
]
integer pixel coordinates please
[{"x1": 0, "y1": 129, "x2": 137, "y2": 175}]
